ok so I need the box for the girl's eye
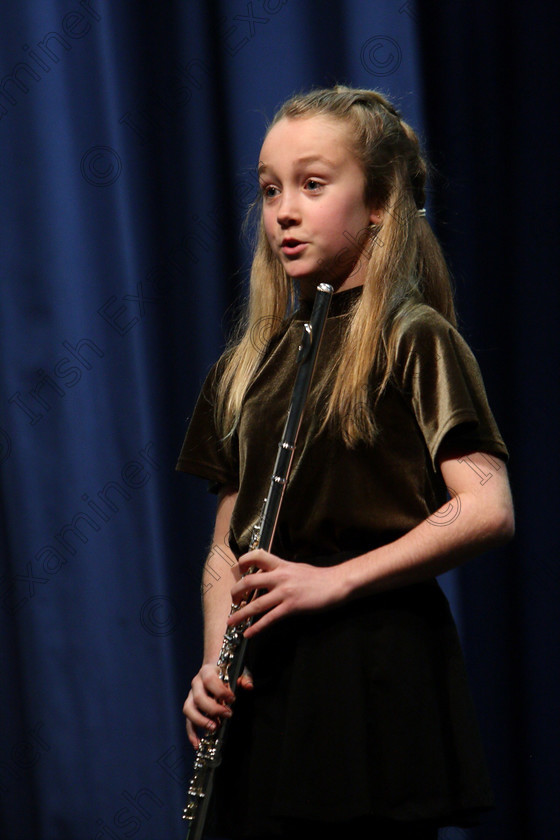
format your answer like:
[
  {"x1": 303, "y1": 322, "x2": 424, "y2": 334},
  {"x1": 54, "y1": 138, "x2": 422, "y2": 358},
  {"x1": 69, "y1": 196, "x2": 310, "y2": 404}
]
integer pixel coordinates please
[
  {"x1": 305, "y1": 179, "x2": 323, "y2": 192},
  {"x1": 261, "y1": 184, "x2": 278, "y2": 199}
]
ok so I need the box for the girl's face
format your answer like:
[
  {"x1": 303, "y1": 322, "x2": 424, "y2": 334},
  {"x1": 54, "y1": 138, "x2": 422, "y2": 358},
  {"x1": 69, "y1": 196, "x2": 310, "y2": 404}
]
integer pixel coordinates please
[{"x1": 258, "y1": 115, "x2": 381, "y2": 296}]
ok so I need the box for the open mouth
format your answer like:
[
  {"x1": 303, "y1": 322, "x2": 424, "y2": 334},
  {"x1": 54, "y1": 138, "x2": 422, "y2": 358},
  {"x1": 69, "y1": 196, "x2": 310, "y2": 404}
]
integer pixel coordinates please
[{"x1": 281, "y1": 239, "x2": 307, "y2": 255}]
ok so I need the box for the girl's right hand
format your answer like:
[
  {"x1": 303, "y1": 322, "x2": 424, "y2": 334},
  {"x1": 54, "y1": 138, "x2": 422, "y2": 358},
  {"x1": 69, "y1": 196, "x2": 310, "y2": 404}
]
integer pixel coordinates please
[{"x1": 183, "y1": 664, "x2": 253, "y2": 749}]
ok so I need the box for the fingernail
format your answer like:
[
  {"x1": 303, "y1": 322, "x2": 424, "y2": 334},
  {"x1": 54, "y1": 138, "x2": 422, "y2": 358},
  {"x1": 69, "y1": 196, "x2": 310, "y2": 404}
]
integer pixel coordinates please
[{"x1": 206, "y1": 721, "x2": 216, "y2": 731}]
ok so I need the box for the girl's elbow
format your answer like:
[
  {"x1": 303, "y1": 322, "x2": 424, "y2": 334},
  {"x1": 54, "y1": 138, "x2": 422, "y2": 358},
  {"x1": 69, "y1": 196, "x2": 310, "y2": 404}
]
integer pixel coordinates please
[{"x1": 491, "y1": 500, "x2": 515, "y2": 546}]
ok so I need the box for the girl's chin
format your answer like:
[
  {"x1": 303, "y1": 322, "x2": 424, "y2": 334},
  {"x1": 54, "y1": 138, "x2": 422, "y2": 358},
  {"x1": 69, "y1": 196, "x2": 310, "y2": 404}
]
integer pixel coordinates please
[
  {"x1": 283, "y1": 262, "x2": 332, "y2": 281},
  {"x1": 282, "y1": 256, "x2": 359, "y2": 286}
]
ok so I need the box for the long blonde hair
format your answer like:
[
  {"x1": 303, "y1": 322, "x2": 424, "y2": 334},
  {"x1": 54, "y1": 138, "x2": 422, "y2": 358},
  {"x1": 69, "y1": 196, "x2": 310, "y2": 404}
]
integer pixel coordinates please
[{"x1": 215, "y1": 86, "x2": 456, "y2": 447}]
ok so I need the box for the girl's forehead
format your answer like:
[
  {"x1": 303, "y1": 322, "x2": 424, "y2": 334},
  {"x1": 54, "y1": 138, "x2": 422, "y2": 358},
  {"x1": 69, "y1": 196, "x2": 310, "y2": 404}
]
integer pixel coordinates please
[{"x1": 259, "y1": 115, "x2": 354, "y2": 164}]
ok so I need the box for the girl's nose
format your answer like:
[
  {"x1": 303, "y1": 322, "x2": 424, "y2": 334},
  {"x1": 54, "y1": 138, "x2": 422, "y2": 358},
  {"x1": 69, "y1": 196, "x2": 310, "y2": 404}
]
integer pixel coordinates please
[{"x1": 276, "y1": 191, "x2": 301, "y2": 227}]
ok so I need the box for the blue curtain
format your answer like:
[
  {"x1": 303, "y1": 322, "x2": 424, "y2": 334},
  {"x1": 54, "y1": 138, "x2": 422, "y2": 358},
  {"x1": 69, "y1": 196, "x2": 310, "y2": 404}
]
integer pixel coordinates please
[{"x1": 0, "y1": 2, "x2": 556, "y2": 838}]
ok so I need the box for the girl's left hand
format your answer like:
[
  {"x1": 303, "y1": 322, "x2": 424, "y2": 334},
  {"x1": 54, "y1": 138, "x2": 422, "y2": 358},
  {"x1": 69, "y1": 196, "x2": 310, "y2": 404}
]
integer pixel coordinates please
[{"x1": 227, "y1": 549, "x2": 344, "y2": 638}]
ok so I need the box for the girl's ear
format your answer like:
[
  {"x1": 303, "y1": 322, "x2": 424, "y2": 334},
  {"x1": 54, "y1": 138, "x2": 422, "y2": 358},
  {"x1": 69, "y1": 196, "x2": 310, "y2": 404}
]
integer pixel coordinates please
[{"x1": 369, "y1": 207, "x2": 384, "y2": 226}]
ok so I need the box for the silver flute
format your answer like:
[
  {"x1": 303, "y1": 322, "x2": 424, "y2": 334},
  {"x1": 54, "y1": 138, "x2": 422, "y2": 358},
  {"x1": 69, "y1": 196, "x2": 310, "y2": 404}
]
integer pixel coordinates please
[{"x1": 183, "y1": 283, "x2": 334, "y2": 840}]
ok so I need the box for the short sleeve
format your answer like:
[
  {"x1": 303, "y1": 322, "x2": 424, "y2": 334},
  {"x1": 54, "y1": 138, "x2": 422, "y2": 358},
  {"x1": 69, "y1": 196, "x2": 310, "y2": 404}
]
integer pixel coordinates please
[
  {"x1": 394, "y1": 306, "x2": 509, "y2": 470},
  {"x1": 175, "y1": 359, "x2": 239, "y2": 492}
]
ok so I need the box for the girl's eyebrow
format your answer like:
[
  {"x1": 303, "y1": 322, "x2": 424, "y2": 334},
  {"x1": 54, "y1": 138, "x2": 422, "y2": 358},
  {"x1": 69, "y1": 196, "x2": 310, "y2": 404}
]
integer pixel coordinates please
[
  {"x1": 293, "y1": 154, "x2": 336, "y2": 168},
  {"x1": 258, "y1": 154, "x2": 336, "y2": 175}
]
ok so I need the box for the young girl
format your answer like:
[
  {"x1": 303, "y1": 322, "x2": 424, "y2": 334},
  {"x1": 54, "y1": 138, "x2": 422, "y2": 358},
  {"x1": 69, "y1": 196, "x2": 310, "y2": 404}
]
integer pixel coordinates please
[{"x1": 177, "y1": 86, "x2": 514, "y2": 840}]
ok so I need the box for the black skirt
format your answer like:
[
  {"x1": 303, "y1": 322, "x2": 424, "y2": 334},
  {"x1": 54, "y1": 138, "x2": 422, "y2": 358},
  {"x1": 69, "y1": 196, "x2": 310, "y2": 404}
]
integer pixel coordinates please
[{"x1": 207, "y1": 571, "x2": 493, "y2": 838}]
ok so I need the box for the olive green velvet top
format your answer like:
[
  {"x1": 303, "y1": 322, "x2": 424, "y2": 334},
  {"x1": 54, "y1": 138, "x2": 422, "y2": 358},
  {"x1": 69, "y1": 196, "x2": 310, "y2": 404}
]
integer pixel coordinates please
[{"x1": 176, "y1": 285, "x2": 508, "y2": 562}]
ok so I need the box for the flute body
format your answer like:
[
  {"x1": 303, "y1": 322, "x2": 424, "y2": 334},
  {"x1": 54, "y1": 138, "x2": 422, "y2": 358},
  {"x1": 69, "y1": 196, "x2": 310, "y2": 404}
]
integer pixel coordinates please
[{"x1": 182, "y1": 283, "x2": 333, "y2": 840}]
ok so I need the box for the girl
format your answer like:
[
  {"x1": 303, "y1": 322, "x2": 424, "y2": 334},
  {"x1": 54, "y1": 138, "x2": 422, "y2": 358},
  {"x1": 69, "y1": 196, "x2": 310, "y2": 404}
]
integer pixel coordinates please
[{"x1": 177, "y1": 86, "x2": 514, "y2": 840}]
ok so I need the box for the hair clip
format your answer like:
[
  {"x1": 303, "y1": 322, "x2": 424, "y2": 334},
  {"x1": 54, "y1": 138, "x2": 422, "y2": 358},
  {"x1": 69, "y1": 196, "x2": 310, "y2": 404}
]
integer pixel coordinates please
[{"x1": 417, "y1": 208, "x2": 426, "y2": 217}]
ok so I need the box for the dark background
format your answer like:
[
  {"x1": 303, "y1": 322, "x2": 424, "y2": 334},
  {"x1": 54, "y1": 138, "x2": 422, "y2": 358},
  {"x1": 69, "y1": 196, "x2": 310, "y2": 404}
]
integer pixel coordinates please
[{"x1": 1, "y1": 1, "x2": 558, "y2": 838}]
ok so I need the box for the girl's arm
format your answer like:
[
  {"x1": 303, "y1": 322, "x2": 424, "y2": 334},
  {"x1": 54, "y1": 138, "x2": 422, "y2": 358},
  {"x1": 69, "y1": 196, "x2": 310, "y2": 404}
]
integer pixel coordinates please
[
  {"x1": 228, "y1": 450, "x2": 515, "y2": 638},
  {"x1": 183, "y1": 487, "x2": 251, "y2": 749}
]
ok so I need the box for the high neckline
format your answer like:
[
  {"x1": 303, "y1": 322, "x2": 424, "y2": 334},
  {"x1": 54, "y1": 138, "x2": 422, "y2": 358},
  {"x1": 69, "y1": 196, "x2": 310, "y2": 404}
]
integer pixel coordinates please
[{"x1": 294, "y1": 284, "x2": 363, "y2": 321}]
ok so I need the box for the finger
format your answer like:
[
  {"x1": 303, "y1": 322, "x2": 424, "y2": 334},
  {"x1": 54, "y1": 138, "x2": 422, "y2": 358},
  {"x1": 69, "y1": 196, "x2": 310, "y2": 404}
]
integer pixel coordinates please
[
  {"x1": 184, "y1": 693, "x2": 219, "y2": 729},
  {"x1": 185, "y1": 706, "x2": 216, "y2": 739},
  {"x1": 228, "y1": 589, "x2": 279, "y2": 625},
  {"x1": 195, "y1": 669, "x2": 236, "y2": 705},
  {"x1": 237, "y1": 667, "x2": 254, "y2": 690},
  {"x1": 190, "y1": 676, "x2": 235, "y2": 717},
  {"x1": 190, "y1": 684, "x2": 235, "y2": 721},
  {"x1": 242, "y1": 604, "x2": 286, "y2": 638},
  {"x1": 185, "y1": 693, "x2": 233, "y2": 738},
  {"x1": 230, "y1": 572, "x2": 270, "y2": 604},
  {"x1": 237, "y1": 549, "x2": 274, "y2": 573},
  {"x1": 186, "y1": 719, "x2": 200, "y2": 750}
]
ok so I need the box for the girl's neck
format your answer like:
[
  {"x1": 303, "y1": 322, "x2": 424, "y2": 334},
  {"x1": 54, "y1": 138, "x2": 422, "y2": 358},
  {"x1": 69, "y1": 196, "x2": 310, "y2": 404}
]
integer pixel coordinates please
[
  {"x1": 299, "y1": 277, "x2": 364, "y2": 301},
  {"x1": 295, "y1": 283, "x2": 363, "y2": 320}
]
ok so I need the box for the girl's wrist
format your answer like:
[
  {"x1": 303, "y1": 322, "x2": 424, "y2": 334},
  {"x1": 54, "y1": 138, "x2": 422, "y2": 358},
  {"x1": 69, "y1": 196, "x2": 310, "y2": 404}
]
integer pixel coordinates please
[
  {"x1": 329, "y1": 559, "x2": 361, "y2": 604},
  {"x1": 334, "y1": 549, "x2": 386, "y2": 603}
]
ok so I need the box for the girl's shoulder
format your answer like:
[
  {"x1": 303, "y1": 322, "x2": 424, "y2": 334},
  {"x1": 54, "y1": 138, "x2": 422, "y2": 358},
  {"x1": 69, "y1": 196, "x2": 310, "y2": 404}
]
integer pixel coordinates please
[
  {"x1": 390, "y1": 302, "x2": 481, "y2": 390},
  {"x1": 394, "y1": 301, "x2": 456, "y2": 338}
]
